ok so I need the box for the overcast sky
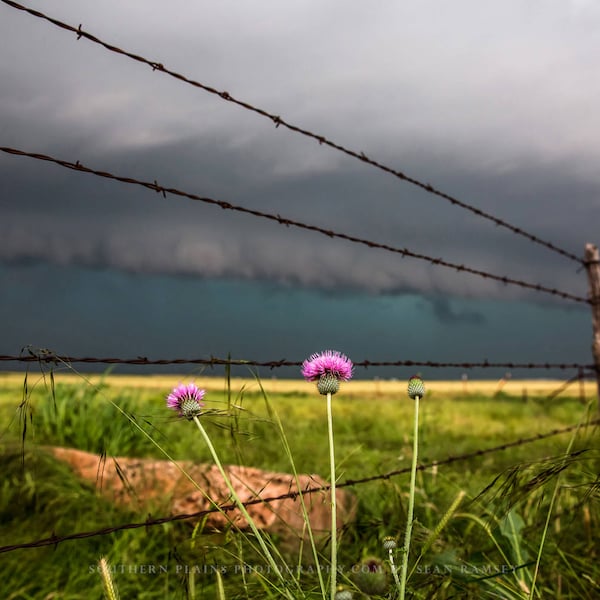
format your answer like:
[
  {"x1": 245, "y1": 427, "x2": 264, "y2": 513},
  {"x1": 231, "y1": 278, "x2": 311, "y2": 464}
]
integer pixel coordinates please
[{"x1": 1, "y1": 0, "x2": 600, "y2": 380}]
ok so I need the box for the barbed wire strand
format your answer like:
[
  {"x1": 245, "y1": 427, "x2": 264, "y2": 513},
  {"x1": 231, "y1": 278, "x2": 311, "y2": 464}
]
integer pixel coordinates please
[
  {"x1": 1, "y1": 416, "x2": 596, "y2": 555},
  {"x1": 0, "y1": 350, "x2": 596, "y2": 372},
  {"x1": 0, "y1": 0, "x2": 584, "y2": 267},
  {"x1": 0, "y1": 146, "x2": 589, "y2": 305}
]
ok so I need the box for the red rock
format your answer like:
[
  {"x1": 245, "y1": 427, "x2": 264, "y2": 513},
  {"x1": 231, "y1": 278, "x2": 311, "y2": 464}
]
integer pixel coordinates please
[{"x1": 49, "y1": 446, "x2": 356, "y2": 540}]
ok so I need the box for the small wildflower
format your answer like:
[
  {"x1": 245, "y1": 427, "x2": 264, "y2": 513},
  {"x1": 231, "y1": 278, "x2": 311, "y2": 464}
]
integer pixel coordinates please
[
  {"x1": 407, "y1": 375, "x2": 425, "y2": 400},
  {"x1": 166, "y1": 383, "x2": 205, "y2": 419},
  {"x1": 301, "y1": 350, "x2": 353, "y2": 395}
]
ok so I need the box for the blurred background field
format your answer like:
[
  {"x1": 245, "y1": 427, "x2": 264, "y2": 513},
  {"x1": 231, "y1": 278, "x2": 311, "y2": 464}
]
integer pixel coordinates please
[{"x1": 1, "y1": 370, "x2": 596, "y2": 397}]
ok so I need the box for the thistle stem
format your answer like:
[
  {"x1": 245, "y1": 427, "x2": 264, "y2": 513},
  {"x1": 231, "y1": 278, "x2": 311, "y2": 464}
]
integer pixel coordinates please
[
  {"x1": 399, "y1": 394, "x2": 420, "y2": 600},
  {"x1": 192, "y1": 416, "x2": 293, "y2": 598},
  {"x1": 388, "y1": 547, "x2": 402, "y2": 592},
  {"x1": 326, "y1": 390, "x2": 337, "y2": 600}
]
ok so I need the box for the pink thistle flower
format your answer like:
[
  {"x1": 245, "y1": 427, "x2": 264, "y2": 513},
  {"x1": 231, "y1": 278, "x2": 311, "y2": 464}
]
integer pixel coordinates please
[
  {"x1": 302, "y1": 350, "x2": 353, "y2": 395},
  {"x1": 166, "y1": 383, "x2": 205, "y2": 419}
]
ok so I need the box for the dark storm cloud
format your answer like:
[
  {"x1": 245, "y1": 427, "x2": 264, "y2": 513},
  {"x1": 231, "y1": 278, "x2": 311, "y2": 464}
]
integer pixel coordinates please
[
  {"x1": 1, "y1": 0, "x2": 600, "y2": 305},
  {"x1": 1, "y1": 134, "x2": 596, "y2": 305}
]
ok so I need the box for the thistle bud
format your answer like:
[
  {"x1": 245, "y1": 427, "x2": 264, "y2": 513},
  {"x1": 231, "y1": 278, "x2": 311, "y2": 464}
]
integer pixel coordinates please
[
  {"x1": 407, "y1": 375, "x2": 425, "y2": 400},
  {"x1": 350, "y1": 557, "x2": 389, "y2": 595},
  {"x1": 382, "y1": 536, "x2": 397, "y2": 551},
  {"x1": 317, "y1": 373, "x2": 341, "y2": 395}
]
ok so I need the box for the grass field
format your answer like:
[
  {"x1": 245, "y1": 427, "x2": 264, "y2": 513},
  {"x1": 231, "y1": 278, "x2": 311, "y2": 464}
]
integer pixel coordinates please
[{"x1": 0, "y1": 370, "x2": 598, "y2": 599}]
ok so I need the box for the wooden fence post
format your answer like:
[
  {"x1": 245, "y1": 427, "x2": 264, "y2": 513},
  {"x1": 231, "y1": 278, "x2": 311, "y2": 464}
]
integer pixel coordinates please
[{"x1": 584, "y1": 243, "x2": 600, "y2": 411}]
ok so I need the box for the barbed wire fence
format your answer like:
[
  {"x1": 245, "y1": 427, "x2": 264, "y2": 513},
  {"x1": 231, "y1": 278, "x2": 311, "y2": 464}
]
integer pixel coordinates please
[
  {"x1": 0, "y1": 350, "x2": 597, "y2": 372},
  {"x1": 0, "y1": 0, "x2": 599, "y2": 563}
]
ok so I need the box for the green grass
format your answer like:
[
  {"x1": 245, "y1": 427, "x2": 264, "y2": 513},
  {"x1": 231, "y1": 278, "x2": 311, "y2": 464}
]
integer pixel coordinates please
[{"x1": 0, "y1": 370, "x2": 598, "y2": 599}]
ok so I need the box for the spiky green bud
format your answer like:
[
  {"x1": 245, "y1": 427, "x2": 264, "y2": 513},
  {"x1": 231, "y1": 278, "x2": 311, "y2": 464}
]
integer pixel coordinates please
[
  {"x1": 317, "y1": 373, "x2": 340, "y2": 395},
  {"x1": 180, "y1": 398, "x2": 203, "y2": 419},
  {"x1": 382, "y1": 536, "x2": 397, "y2": 550},
  {"x1": 407, "y1": 376, "x2": 425, "y2": 400}
]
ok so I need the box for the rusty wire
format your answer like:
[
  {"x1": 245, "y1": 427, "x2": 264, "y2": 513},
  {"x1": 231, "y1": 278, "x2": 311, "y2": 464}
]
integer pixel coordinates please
[
  {"x1": 0, "y1": 350, "x2": 596, "y2": 372},
  {"x1": 0, "y1": 416, "x2": 596, "y2": 555},
  {"x1": 0, "y1": 0, "x2": 585, "y2": 267},
  {"x1": 0, "y1": 146, "x2": 589, "y2": 304}
]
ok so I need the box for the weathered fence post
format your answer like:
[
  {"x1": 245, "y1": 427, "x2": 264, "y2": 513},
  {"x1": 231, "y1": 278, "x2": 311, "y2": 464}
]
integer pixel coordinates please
[{"x1": 584, "y1": 243, "x2": 600, "y2": 411}]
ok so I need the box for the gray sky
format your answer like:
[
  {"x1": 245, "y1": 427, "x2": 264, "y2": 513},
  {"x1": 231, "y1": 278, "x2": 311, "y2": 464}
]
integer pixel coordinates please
[{"x1": 1, "y1": 0, "x2": 599, "y2": 379}]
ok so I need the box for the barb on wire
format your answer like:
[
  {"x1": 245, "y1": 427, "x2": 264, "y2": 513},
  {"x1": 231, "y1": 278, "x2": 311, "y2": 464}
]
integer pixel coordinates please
[
  {"x1": 0, "y1": 146, "x2": 589, "y2": 304},
  {"x1": 0, "y1": 351, "x2": 596, "y2": 372},
  {"x1": 0, "y1": 417, "x2": 596, "y2": 555},
  {"x1": 0, "y1": 0, "x2": 584, "y2": 267}
]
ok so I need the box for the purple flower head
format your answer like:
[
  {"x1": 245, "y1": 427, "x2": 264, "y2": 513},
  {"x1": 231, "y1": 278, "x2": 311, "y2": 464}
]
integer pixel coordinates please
[
  {"x1": 302, "y1": 350, "x2": 353, "y2": 394},
  {"x1": 166, "y1": 383, "x2": 205, "y2": 419}
]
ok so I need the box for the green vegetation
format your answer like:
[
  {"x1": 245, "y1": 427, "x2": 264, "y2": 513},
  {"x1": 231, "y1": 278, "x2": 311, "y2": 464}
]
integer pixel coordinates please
[{"x1": 0, "y1": 370, "x2": 598, "y2": 598}]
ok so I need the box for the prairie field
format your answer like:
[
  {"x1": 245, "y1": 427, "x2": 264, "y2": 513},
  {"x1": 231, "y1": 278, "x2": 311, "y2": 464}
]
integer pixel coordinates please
[
  {"x1": 1, "y1": 370, "x2": 596, "y2": 396},
  {"x1": 0, "y1": 370, "x2": 598, "y2": 599}
]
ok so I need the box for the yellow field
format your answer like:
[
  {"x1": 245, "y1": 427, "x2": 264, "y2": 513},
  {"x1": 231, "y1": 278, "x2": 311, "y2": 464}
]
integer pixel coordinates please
[{"x1": 0, "y1": 371, "x2": 596, "y2": 398}]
